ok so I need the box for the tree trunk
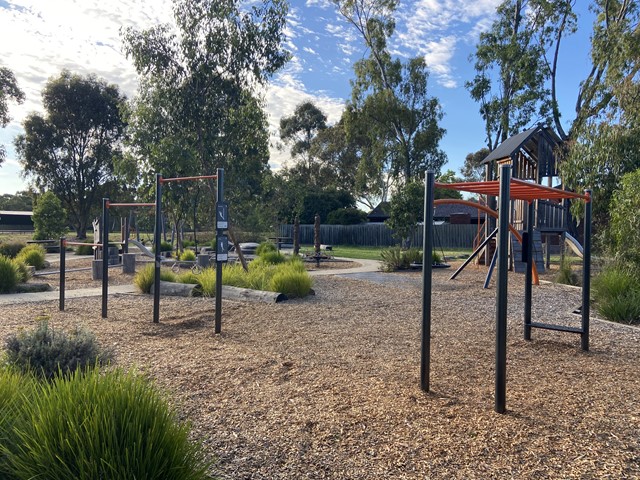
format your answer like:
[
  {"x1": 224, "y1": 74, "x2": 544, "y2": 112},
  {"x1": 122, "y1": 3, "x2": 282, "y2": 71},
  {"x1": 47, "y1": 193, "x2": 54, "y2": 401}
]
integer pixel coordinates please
[
  {"x1": 314, "y1": 214, "x2": 321, "y2": 254},
  {"x1": 293, "y1": 216, "x2": 300, "y2": 256}
]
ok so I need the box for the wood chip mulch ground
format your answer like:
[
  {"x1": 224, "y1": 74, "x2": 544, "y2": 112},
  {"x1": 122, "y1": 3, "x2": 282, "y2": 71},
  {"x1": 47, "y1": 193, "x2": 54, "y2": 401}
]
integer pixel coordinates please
[{"x1": 1, "y1": 260, "x2": 639, "y2": 479}]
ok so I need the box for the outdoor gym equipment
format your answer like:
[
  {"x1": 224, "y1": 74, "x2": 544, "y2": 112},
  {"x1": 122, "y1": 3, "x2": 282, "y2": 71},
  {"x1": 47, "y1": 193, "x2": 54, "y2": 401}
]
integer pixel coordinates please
[
  {"x1": 57, "y1": 169, "x2": 227, "y2": 333},
  {"x1": 421, "y1": 166, "x2": 592, "y2": 414}
]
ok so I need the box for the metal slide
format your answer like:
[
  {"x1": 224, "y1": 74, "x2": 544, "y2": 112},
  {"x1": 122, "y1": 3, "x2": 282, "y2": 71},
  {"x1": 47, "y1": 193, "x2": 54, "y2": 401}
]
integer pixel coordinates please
[{"x1": 564, "y1": 233, "x2": 584, "y2": 258}]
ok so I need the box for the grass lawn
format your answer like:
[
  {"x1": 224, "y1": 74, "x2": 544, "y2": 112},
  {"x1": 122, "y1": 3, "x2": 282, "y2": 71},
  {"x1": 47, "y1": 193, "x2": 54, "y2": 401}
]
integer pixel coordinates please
[{"x1": 297, "y1": 244, "x2": 473, "y2": 261}]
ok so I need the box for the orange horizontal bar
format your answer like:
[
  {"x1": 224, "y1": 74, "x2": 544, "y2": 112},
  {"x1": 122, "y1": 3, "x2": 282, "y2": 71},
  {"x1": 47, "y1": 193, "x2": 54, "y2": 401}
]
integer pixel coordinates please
[
  {"x1": 63, "y1": 241, "x2": 102, "y2": 247},
  {"x1": 107, "y1": 202, "x2": 156, "y2": 208},
  {"x1": 160, "y1": 174, "x2": 217, "y2": 183}
]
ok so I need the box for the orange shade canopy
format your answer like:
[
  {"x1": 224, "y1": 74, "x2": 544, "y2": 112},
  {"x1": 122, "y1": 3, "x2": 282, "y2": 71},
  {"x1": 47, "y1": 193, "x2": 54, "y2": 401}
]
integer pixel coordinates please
[{"x1": 435, "y1": 179, "x2": 590, "y2": 202}]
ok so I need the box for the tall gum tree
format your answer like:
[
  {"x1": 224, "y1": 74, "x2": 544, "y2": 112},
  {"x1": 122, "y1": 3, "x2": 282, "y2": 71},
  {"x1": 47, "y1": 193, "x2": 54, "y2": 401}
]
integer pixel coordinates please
[
  {"x1": 15, "y1": 71, "x2": 126, "y2": 238},
  {"x1": 335, "y1": 0, "x2": 447, "y2": 187},
  {"x1": 121, "y1": 0, "x2": 290, "y2": 236},
  {"x1": 0, "y1": 66, "x2": 25, "y2": 166}
]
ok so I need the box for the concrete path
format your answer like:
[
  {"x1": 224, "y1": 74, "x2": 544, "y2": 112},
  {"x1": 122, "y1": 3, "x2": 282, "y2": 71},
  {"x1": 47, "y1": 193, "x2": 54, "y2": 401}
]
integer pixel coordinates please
[
  {"x1": 0, "y1": 284, "x2": 138, "y2": 306},
  {"x1": 0, "y1": 257, "x2": 382, "y2": 305}
]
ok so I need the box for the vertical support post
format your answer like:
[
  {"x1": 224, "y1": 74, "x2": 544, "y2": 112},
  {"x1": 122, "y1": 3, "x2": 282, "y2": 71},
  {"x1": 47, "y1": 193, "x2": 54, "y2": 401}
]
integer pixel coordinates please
[
  {"x1": 101, "y1": 198, "x2": 109, "y2": 318},
  {"x1": 581, "y1": 190, "x2": 592, "y2": 351},
  {"x1": 153, "y1": 174, "x2": 162, "y2": 323},
  {"x1": 123, "y1": 216, "x2": 129, "y2": 254},
  {"x1": 524, "y1": 201, "x2": 535, "y2": 340},
  {"x1": 495, "y1": 164, "x2": 511, "y2": 414},
  {"x1": 485, "y1": 162, "x2": 496, "y2": 265},
  {"x1": 59, "y1": 237, "x2": 65, "y2": 311},
  {"x1": 215, "y1": 168, "x2": 224, "y2": 334},
  {"x1": 421, "y1": 171, "x2": 435, "y2": 392}
]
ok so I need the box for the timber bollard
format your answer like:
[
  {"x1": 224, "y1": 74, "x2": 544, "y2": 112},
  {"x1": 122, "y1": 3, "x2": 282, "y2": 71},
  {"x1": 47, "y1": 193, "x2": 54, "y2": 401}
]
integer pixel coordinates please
[
  {"x1": 122, "y1": 253, "x2": 136, "y2": 274},
  {"x1": 92, "y1": 260, "x2": 103, "y2": 280},
  {"x1": 197, "y1": 254, "x2": 210, "y2": 269}
]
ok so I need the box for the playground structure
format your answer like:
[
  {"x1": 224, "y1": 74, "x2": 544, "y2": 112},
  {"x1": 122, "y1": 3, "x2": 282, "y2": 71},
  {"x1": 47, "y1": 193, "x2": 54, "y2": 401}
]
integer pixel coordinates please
[
  {"x1": 58, "y1": 169, "x2": 228, "y2": 332},
  {"x1": 421, "y1": 165, "x2": 592, "y2": 414},
  {"x1": 478, "y1": 125, "x2": 580, "y2": 268}
]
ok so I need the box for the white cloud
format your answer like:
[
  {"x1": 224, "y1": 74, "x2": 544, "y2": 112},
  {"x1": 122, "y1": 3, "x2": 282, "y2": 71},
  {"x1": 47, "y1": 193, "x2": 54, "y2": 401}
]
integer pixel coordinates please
[
  {"x1": 264, "y1": 84, "x2": 344, "y2": 171},
  {"x1": 305, "y1": 0, "x2": 334, "y2": 9},
  {"x1": 392, "y1": 0, "x2": 501, "y2": 88}
]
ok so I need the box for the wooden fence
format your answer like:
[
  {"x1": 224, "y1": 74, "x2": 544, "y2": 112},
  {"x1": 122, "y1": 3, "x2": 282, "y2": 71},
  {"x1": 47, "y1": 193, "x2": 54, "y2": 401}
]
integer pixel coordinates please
[{"x1": 278, "y1": 223, "x2": 479, "y2": 248}]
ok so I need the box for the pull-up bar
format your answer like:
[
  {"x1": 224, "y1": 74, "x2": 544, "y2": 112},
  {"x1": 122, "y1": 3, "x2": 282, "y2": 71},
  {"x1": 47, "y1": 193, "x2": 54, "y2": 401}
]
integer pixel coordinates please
[
  {"x1": 160, "y1": 174, "x2": 218, "y2": 183},
  {"x1": 106, "y1": 202, "x2": 156, "y2": 208},
  {"x1": 421, "y1": 166, "x2": 593, "y2": 414}
]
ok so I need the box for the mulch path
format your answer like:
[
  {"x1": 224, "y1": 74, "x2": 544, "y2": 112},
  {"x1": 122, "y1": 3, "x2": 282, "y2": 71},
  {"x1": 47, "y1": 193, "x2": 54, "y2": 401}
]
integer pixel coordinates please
[{"x1": 1, "y1": 260, "x2": 638, "y2": 479}]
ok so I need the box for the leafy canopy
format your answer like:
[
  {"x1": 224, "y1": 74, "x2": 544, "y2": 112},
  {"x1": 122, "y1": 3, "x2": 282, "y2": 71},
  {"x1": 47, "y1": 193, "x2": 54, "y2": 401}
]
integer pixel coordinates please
[{"x1": 15, "y1": 71, "x2": 126, "y2": 238}]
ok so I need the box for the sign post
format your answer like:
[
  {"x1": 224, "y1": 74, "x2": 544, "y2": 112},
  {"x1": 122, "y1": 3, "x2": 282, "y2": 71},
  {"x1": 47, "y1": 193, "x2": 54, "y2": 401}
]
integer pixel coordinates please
[{"x1": 215, "y1": 168, "x2": 226, "y2": 334}]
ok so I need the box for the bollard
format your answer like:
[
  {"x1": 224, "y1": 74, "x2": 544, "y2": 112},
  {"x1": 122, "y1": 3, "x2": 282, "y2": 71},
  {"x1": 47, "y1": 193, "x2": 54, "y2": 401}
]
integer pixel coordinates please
[
  {"x1": 197, "y1": 254, "x2": 210, "y2": 269},
  {"x1": 92, "y1": 260, "x2": 103, "y2": 280},
  {"x1": 122, "y1": 253, "x2": 136, "y2": 274}
]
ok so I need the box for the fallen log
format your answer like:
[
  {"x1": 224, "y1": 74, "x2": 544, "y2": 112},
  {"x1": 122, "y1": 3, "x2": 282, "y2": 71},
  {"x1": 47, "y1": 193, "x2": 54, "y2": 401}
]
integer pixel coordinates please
[
  {"x1": 221, "y1": 285, "x2": 287, "y2": 303},
  {"x1": 150, "y1": 280, "x2": 197, "y2": 297}
]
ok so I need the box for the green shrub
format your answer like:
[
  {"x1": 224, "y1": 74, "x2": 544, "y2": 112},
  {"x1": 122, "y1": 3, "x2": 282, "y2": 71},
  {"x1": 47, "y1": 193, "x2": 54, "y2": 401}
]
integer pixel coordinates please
[
  {"x1": 32, "y1": 191, "x2": 67, "y2": 241},
  {"x1": 556, "y1": 256, "x2": 579, "y2": 286},
  {"x1": 4, "y1": 321, "x2": 113, "y2": 380},
  {"x1": 0, "y1": 242, "x2": 26, "y2": 259},
  {"x1": 74, "y1": 243, "x2": 94, "y2": 255},
  {"x1": 197, "y1": 267, "x2": 217, "y2": 297},
  {"x1": 15, "y1": 244, "x2": 46, "y2": 270},
  {"x1": 246, "y1": 262, "x2": 271, "y2": 290},
  {"x1": 0, "y1": 367, "x2": 210, "y2": 480},
  {"x1": 180, "y1": 249, "x2": 196, "y2": 261},
  {"x1": 0, "y1": 367, "x2": 37, "y2": 476},
  {"x1": 0, "y1": 255, "x2": 20, "y2": 293},
  {"x1": 152, "y1": 241, "x2": 173, "y2": 253},
  {"x1": 255, "y1": 251, "x2": 285, "y2": 265},
  {"x1": 380, "y1": 247, "x2": 406, "y2": 272},
  {"x1": 11, "y1": 258, "x2": 31, "y2": 283},
  {"x1": 221, "y1": 263, "x2": 249, "y2": 289},
  {"x1": 402, "y1": 247, "x2": 422, "y2": 265},
  {"x1": 133, "y1": 264, "x2": 177, "y2": 293},
  {"x1": 270, "y1": 268, "x2": 313, "y2": 297},
  {"x1": 432, "y1": 251, "x2": 442, "y2": 265},
  {"x1": 592, "y1": 266, "x2": 640, "y2": 324},
  {"x1": 178, "y1": 270, "x2": 201, "y2": 285},
  {"x1": 256, "y1": 242, "x2": 277, "y2": 256},
  {"x1": 326, "y1": 207, "x2": 367, "y2": 225},
  {"x1": 182, "y1": 240, "x2": 195, "y2": 248}
]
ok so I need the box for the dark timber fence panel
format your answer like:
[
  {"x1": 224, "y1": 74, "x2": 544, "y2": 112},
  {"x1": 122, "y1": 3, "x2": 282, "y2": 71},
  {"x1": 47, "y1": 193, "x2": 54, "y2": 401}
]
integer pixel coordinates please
[{"x1": 278, "y1": 224, "x2": 477, "y2": 248}]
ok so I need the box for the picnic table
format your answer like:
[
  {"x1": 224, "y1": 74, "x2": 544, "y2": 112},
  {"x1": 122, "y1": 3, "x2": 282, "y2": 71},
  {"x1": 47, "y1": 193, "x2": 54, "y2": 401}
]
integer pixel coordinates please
[{"x1": 27, "y1": 239, "x2": 60, "y2": 253}]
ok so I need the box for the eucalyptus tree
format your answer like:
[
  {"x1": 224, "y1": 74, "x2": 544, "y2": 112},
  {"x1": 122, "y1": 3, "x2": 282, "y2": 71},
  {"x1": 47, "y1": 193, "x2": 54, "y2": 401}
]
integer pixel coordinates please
[
  {"x1": 121, "y1": 0, "x2": 289, "y2": 234},
  {"x1": 335, "y1": 0, "x2": 447, "y2": 186},
  {"x1": 280, "y1": 101, "x2": 327, "y2": 172},
  {"x1": 560, "y1": 0, "x2": 640, "y2": 228},
  {"x1": 15, "y1": 71, "x2": 126, "y2": 238},
  {"x1": 465, "y1": 0, "x2": 571, "y2": 150},
  {"x1": 0, "y1": 66, "x2": 25, "y2": 165}
]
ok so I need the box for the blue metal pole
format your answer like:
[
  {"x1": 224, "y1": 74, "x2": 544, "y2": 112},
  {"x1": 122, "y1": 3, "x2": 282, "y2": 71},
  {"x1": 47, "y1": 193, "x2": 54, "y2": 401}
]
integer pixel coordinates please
[
  {"x1": 215, "y1": 168, "x2": 224, "y2": 334},
  {"x1": 59, "y1": 237, "x2": 65, "y2": 311},
  {"x1": 524, "y1": 200, "x2": 535, "y2": 340},
  {"x1": 581, "y1": 190, "x2": 592, "y2": 351},
  {"x1": 102, "y1": 198, "x2": 109, "y2": 318},
  {"x1": 421, "y1": 171, "x2": 435, "y2": 392},
  {"x1": 153, "y1": 174, "x2": 162, "y2": 323},
  {"x1": 495, "y1": 164, "x2": 511, "y2": 414}
]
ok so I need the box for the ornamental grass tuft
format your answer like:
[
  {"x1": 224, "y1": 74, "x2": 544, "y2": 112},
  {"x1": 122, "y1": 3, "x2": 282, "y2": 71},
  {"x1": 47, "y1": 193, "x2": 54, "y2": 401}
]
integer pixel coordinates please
[
  {"x1": 0, "y1": 366, "x2": 211, "y2": 480},
  {"x1": 0, "y1": 255, "x2": 20, "y2": 293},
  {"x1": 15, "y1": 244, "x2": 46, "y2": 270},
  {"x1": 133, "y1": 263, "x2": 177, "y2": 293}
]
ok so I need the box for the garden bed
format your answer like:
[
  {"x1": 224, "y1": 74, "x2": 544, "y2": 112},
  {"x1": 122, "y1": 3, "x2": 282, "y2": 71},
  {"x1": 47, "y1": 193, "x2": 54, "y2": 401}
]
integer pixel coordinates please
[{"x1": 0, "y1": 266, "x2": 638, "y2": 479}]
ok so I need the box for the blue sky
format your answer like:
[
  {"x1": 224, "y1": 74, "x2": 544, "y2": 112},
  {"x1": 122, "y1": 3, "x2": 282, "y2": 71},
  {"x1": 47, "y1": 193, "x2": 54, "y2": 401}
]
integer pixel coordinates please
[{"x1": 0, "y1": 0, "x2": 595, "y2": 196}]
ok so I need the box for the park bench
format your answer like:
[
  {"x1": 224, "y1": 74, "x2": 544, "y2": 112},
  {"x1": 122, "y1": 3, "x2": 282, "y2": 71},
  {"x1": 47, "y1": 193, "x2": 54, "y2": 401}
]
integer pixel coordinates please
[{"x1": 26, "y1": 239, "x2": 60, "y2": 253}]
